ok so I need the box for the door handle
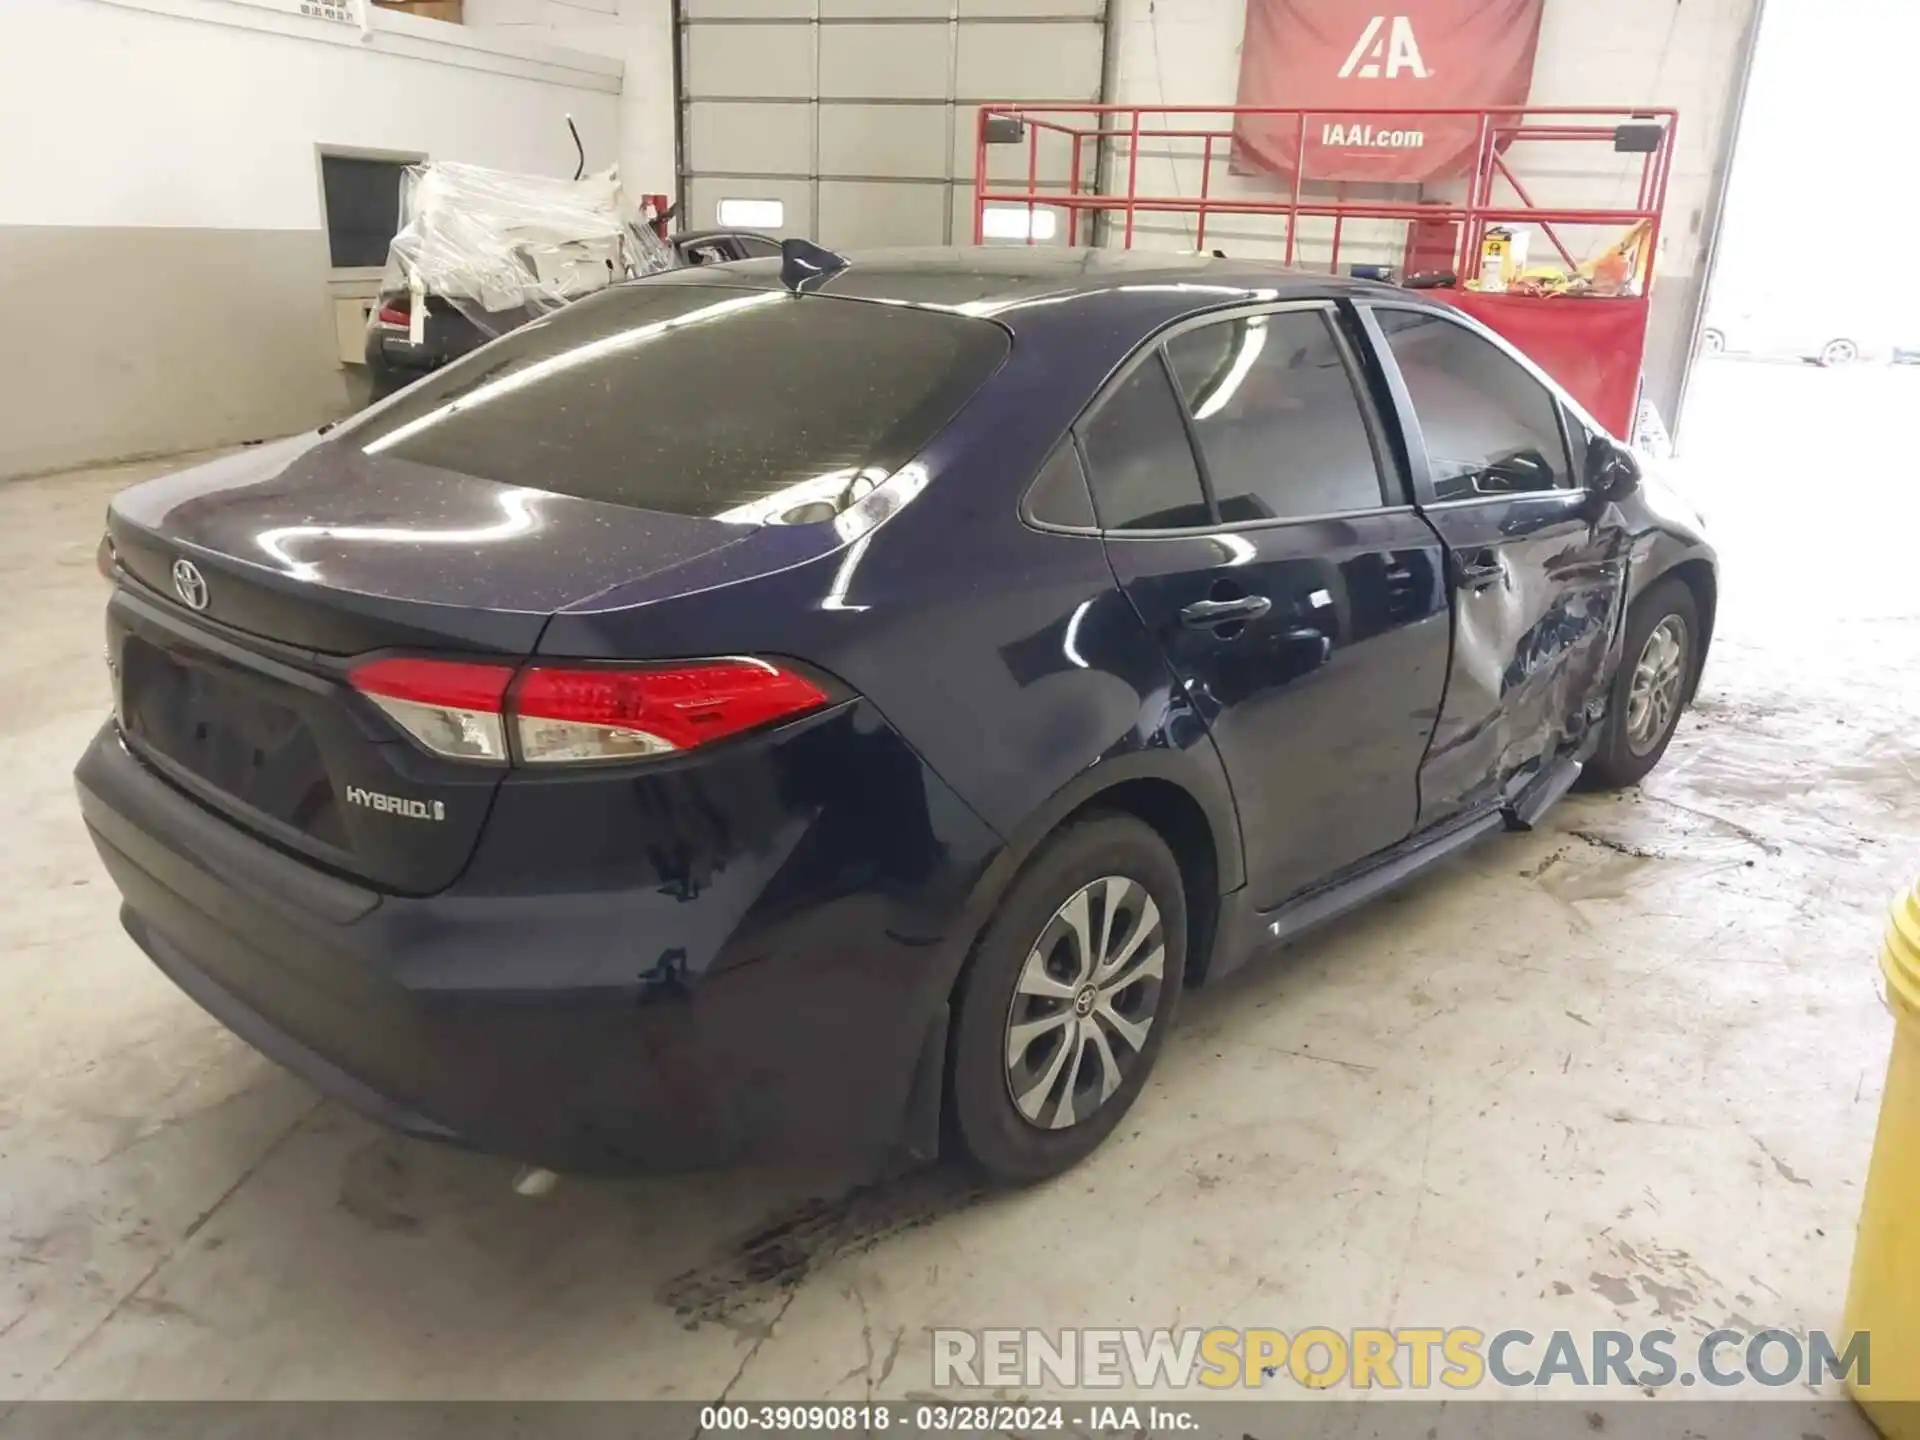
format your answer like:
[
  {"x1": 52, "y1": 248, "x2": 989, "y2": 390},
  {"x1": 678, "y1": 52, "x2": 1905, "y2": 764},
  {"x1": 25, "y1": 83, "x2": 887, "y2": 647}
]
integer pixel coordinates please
[
  {"x1": 1455, "y1": 549, "x2": 1504, "y2": 591},
  {"x1": 1180, "y1": 594, "x2": 1273, "y2": 629}
]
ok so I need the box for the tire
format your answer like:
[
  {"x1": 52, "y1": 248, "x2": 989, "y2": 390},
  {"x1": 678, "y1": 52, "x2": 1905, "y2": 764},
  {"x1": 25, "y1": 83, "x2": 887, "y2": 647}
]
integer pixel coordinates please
[
  {"x1": 1581, "y1": 576, "x2": 1701, "y2": 791},
  {"x1": 1818, "y1": 338, "x2": 1860, "y2": 368},
  {"x1": 947, "y1": 814, "x2": 1187, "y2": 1183},
  {"x1": 1700, "y1": 327, "x2": 1726, "y2": 357}
]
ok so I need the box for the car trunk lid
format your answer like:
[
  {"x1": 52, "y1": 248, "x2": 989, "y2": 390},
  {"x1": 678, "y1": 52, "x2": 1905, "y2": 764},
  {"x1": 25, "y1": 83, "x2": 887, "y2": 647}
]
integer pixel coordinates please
[
  {"x1": 108, "y1": 433, "x2": 754, "y2": 656},
  {"x1": 105, "y1": 435, "x2": 757, "y2": 895}
]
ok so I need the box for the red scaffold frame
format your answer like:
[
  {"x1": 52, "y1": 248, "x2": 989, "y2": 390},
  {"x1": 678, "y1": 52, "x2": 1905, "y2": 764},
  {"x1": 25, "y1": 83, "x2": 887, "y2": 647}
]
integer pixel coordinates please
[
  {"x1": 969, "y1": 103, "x2": 1679, "y2": 437},
  {"x1": 970, "y1": 102, "x2": 1676, "y2": 281}
]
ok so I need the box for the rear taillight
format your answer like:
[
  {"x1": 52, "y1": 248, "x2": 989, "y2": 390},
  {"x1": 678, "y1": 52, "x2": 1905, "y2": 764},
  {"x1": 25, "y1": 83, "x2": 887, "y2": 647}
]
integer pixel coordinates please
[
  {"x1": 349, "y1": 656, "x2": 830, "y2": 766},
  {"x1": 375, "y1": 299, "x2": 411, "y2": 328},
  {"x1": 513, "y1": 659, "x2": 831, "y2": 765},
  {"x1": 350, "y1": 657, "x2": 514, "y2": 764}
]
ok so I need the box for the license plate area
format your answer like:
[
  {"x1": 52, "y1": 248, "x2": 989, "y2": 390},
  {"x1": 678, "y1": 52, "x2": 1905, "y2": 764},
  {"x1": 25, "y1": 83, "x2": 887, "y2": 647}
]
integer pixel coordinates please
[{"x1": 119, "y1": 632, "x2": 349, "y2": 851}]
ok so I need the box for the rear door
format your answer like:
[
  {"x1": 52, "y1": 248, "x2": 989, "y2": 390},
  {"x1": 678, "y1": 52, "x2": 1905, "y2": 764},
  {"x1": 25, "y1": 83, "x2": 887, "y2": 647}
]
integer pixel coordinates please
[
  {"x1": 1085, "y1": 303, "x2": 1452, "y2": 911},
  {"x1": 1361, "y1": 303, "x2": 1630, "y2": 823}
]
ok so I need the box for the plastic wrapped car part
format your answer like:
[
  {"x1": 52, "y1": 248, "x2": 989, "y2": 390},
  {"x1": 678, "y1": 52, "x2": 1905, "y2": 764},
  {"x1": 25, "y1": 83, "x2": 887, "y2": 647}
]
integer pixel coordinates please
[{"x1": 381, "y1": 161, "x2": 677, "y2": 337}]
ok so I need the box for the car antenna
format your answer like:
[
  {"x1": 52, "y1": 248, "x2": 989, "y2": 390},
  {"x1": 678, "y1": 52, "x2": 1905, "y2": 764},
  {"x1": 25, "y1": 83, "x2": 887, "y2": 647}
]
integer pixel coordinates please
[
  {"x1": 566, "y1": 113, "x2": 586, "y2": 181},
  {"x1": 779, "y1": 238, "x2": 850, "y2": 294}
]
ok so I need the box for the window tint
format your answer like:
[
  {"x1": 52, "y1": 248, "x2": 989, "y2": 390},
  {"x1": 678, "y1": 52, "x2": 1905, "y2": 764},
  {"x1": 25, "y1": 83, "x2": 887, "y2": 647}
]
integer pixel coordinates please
[
  {"x1": 349, "y1": 285, "x2": 1009, "y2": 520},
  {"x1": 1025, "y1": 442, "x2": 1097, "y2": 529},
  {"x1": 1078, "y1": 358, "x2": 1210, "y2": 531},
  {"x1": 1375, "y1": 309, "x2": 1573, "y2": 500},
  {"x1": 1164, "y1": 310, "x2": 1387, "y2": 522}
]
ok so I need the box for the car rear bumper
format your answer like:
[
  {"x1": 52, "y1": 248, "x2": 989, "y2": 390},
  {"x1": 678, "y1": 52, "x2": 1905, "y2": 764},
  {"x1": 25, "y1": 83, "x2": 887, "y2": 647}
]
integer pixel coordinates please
[{"x1": 76, "y1": 712, "x2": 1002, "y2": 1174}]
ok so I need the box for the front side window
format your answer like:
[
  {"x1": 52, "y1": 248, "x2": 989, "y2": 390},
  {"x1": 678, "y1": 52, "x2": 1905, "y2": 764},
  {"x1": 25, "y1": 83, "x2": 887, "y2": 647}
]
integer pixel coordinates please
[
  {"x1": 1077, "y1": 357, "x2": 1211, "y2": 531},
  {"x1": 1374, "y1": 308, "x2": 1573, "y2": 500},
  {"x1": 1164, "y1": 309, "x2": 1389, "y2": 522}
]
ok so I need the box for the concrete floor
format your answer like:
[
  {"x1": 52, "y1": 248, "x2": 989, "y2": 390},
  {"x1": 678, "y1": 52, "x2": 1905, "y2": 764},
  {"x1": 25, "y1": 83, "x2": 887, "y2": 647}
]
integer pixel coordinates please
[{"x1": 1, "y1": 358, "x2": 1915, "y2": 1407}]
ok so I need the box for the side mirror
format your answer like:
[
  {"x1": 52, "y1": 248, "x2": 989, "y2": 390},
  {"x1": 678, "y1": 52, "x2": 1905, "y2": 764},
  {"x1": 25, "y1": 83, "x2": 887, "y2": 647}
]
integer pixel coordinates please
[
  {"x1": 1477, "y1": 448, "x2": 1557, "y2": 494},
  {"x1": 1585, "y1": 434, "x2": 1642, "y2": 503}
]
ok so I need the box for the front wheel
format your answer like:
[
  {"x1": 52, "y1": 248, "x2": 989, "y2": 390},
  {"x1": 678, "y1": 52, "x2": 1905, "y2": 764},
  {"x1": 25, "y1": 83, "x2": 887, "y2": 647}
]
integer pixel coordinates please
[
  {"x1": 947, "y1": 815, "x2": 1186, "y2": 1183},
  {"x1": 1818, "y1": 337, "x2": 1861, "y2": 367},
  {"x1": 1582, "y1": 577, "x2": 1700, "y2": 790}
]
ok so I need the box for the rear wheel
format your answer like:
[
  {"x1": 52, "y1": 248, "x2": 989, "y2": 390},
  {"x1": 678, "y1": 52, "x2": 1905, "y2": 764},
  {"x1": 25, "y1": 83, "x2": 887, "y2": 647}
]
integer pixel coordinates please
[
  {"x1": 1699, "y1": 327, "x2": 1726, "y2": 357},
  {"x1": 948, "y1": 815, "x2": 1186, "y2": 1182},
  {"x1": 1818, "y1": 337, "x2": 1860, "y2": 367},
  {"x1": 1582, "y1": 577, "x2": 1700, "y2": 790}
]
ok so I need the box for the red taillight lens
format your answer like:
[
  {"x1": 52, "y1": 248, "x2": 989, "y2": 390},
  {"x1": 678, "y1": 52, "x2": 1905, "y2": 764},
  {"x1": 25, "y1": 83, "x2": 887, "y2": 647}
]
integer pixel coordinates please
[
  {"x1": 350, "y1": 657, "x2": 514, "y2": 763},
  {"x1": 376, "y1": 299, "x2": 411, "y2": 328},
  {"x1": 512, "y1": 660, "x2": 831, "y2": 765},
  {"x1": 349, "y1": 656, "x2": 830, "y2": 766}
]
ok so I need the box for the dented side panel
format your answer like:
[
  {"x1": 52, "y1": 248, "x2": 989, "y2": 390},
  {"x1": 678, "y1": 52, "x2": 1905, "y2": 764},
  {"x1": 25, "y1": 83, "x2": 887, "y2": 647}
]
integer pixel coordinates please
[{"x1": 1415, "y1": 493, "x2": 1629, "y2": 823}]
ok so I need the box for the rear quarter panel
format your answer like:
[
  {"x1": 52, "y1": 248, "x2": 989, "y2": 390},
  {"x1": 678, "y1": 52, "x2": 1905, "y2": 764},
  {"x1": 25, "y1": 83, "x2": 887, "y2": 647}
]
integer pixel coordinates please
[{"x1": 537, "y1": 299, "x2": 1250, "y2": 901}]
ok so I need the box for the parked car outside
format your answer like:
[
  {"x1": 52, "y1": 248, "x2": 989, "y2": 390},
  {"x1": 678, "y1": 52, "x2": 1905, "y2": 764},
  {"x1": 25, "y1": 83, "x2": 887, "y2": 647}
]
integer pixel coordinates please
[
  {"x1": 1700, "y1": 296, "x2": 1910, "y2": 367},
  {"x1": 80, "y1": 250, "x2": 1716, "y2": 1181}
]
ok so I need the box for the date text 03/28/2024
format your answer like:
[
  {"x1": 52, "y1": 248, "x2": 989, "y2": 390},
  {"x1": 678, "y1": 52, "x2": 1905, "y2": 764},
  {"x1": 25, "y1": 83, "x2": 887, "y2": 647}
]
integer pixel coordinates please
[{"x1": 697, "y1": 1405, "x2": 1190, "y2": 1432}]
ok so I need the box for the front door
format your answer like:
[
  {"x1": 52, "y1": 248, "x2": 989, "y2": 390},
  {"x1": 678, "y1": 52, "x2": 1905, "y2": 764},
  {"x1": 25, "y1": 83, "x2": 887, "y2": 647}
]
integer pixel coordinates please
[
  {"x1": 1080, "y1": 304, "x2": 1452, "y2": 910},
  {"x1": 1365, "y1": 305, "x2": 1630, "y2": 822}
]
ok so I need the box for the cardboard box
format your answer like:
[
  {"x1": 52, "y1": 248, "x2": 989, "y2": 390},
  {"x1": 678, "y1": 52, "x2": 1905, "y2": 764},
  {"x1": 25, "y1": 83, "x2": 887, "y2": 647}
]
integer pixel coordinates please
[{"x1": 373, "y1": 0, "x2": 464, "y2": 22}]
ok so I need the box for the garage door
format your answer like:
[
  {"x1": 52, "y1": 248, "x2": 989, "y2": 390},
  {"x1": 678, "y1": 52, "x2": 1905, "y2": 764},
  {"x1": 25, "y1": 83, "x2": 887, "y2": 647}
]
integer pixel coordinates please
[{"x1": 679, "y1": 0, "x2": 1106, "y2": 247}]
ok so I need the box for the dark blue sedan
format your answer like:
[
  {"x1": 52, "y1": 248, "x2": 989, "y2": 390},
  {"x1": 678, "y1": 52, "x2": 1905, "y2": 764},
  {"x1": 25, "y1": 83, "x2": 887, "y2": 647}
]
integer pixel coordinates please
[{"x1": 76, "y1": 248, "x2": 1715, "y2": 1181}]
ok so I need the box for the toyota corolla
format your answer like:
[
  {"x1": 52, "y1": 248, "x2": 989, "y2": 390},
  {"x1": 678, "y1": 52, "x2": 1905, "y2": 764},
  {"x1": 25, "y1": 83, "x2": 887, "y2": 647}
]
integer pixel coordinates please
[{"x1": 76, "y1": 248, "x2": 1715, "y2": 1181}]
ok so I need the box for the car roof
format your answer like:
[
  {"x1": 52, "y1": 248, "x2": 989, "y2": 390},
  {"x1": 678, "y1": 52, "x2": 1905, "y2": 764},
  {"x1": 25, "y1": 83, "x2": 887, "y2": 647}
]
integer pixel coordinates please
[{"x1": 652, "y1": 246, "x2": 1407, "y2": 325}]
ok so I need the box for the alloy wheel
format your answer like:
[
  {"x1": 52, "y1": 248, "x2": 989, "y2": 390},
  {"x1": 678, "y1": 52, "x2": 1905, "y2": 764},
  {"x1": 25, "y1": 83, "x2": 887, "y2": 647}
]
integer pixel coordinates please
[
  {"x1": 1626, "y1": 614, "x2": 1689, "y2": 756},
  {"x1": 1820, "y1": 339, "x2": 1859, "y2": 367},
  {"x1": 1003, "y1": 875, "x2": 1166, "y2": 1130}
]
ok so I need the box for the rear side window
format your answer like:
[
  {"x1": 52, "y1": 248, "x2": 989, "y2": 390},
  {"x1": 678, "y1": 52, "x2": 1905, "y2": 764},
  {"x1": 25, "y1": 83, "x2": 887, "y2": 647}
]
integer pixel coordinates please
[
  {"x1": 350, "y1": 285, "x2": 1010, "y2": 520},
  {"x1": 1025, "y1": 442, "x2": 1097, "y2": 529},
  {"x1": 1164, "y1": 309, "x2": 1389, "y2": 521},
  {"x1": 1374, "y1": 308, "x2": 1573, "y2": 500},
  {"x1": 1078, "y1": 358, "x2": 1210, "y2": 530}
]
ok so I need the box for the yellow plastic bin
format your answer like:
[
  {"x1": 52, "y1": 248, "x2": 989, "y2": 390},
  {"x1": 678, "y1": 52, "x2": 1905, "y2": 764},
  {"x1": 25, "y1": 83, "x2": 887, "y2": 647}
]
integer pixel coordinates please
[{"x1": 1846, "y1": 878, "x2": 1920, "y2": 1435}]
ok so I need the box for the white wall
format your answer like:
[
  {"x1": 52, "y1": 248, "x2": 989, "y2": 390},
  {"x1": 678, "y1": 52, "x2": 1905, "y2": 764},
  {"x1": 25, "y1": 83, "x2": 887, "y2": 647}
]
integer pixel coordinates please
[
  {"x1": 465, "y1": 0, "x2": 677, "y2": 210},
  {"x1": 0, "y1": 0, "x2": 624, "y2": 231},
  {"x1": 0, "y1": 0, "x2": 625, "y2": 476}
]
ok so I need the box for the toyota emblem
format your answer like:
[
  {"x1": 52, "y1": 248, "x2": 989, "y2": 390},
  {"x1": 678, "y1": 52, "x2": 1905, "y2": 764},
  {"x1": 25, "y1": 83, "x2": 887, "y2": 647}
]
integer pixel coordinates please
[{"x1": 171, "y1": 558, "x2": 209, "y2": 611}]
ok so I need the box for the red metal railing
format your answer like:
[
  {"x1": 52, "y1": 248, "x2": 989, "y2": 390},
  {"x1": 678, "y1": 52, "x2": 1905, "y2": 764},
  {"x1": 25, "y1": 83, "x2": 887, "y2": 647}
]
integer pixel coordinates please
[{"x1": 970, "y1": 103, "x2": 1677, "y2": 285}]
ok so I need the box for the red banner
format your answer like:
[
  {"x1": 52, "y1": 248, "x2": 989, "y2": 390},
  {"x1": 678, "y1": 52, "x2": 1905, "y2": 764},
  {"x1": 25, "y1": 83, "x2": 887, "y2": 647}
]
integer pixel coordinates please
[{"x1": 1232, "y1": 0, "x2": 1545, "y2": 183}]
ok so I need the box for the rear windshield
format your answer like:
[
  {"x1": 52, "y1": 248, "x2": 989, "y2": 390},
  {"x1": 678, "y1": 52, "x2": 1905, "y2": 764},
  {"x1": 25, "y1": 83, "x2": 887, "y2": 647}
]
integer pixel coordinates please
[{"x1": 350, "y1": 283, "x2": 1010, "y2": 520}]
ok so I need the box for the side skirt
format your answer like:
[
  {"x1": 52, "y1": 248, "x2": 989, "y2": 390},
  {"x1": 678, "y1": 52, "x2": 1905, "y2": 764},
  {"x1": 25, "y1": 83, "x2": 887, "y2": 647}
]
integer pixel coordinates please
[{"x1": 1206, "y1": 744, "x2": 1592, "y2": 982}]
